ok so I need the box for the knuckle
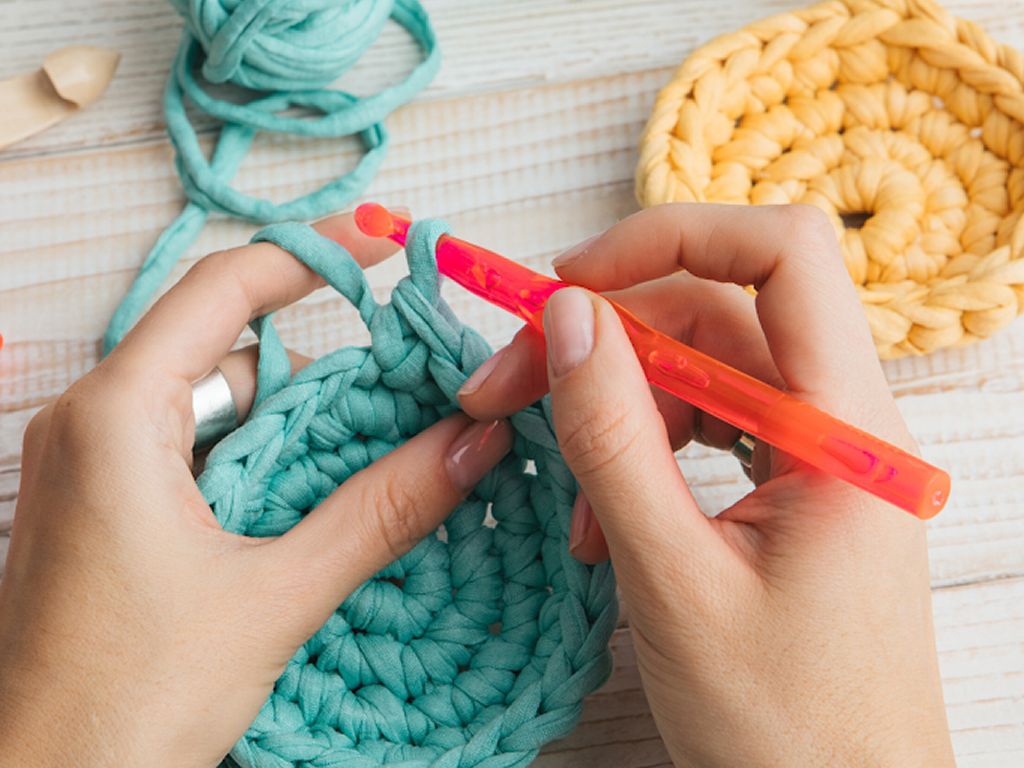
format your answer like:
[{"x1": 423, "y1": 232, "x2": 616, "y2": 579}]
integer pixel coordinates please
[
  {"x1": 772, "y1": 203, "x2": 836, "y2": 246},
  {"x1": 557, "y1": 403, "x2": 645, "y2": 481},
  {"x1": 23, "y1": 406, "x2": 52, "y2": 451},
  {"x1": 184, "y1": 249, "x2": 225, "y2": 286},
  {"x1": 48, "y1": 375, "x2": 126, "y2": 445},
  {"x1": 363, "y1": 479, "x2": 425, "y2": 563},
  {"x1": 49, "y1": 389, "x2": 99, "y2": 447},
  {"x1": 187, "y1": 248, "x2": 250, "y2": 300},
  {"x1": 189, "y1": 247, "x2": 234, "y2": 278}
]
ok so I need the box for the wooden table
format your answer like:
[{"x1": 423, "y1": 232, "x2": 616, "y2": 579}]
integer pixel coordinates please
[{"x1": 1, "y1": 1, "x2": 1022, "y2": 765}]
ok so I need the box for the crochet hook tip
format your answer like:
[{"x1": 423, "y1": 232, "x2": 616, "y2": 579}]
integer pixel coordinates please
[{"x1": 355, "y1": 203, "x2": 397, "y2": 239}]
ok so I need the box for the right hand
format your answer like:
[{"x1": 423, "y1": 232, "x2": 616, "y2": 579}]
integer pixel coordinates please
[{"x1": 458, "y1": 204, "x2": 955, "y2": 767}]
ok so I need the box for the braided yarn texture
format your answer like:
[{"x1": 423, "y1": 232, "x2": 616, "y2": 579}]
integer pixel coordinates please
[
  {"x1": 198, "y1": 220, "x2": 618, "y2": 767},
  {"x1": 637, "y1": 0, "x2": 1024, "y2": 358},
  {"x1": 103, "y1": 0, "x2": 439, "y2": 355}
]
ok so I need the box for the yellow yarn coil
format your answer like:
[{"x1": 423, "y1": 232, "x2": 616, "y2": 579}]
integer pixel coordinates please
[{"x1": 636, "y1": 0, "x2": 1024, "y2": 358}]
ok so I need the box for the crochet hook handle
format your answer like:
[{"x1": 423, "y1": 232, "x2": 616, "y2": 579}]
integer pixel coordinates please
[
  {"x1": 614, "y1": 304, "x2": 949, "y2": 518},
  {"x1": 354, "y1": 204, "x2": 950, "y2": 519}
]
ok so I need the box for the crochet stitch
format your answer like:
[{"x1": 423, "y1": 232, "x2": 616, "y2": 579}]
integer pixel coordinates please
[
  {"x1": 103, "y1": 0, "x2": 440, "y2": 354},
  {"x1": 637, "y1": 0, "x2": 1024, "y2": 358},
  {"x1": 199, "y1": 220, "x2": 618, "y2": 767}
]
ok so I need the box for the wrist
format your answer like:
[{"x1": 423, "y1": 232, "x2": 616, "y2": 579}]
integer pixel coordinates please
[
  {"x1": 0, "y1": 623, "x2": 158, "y2": 768},
  {"x1": 0, "y1": 670, "x2": 138, "y2": 768},
  {"x1": 815, "y1": 705, "x2": 956, "y2": 768}
]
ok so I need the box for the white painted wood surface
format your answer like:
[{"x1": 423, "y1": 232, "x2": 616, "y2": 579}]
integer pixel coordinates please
[{"x1": 0, "y1": 1, "x2": 1021, "y2": 764}]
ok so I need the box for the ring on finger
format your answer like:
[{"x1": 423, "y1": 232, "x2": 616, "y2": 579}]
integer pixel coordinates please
[
  {"x1": 731, "y1": 432, "x2": 756, "y2": 469},
  {"x1": 191, "y1": 367, "x2": 238, "y2": 450}
]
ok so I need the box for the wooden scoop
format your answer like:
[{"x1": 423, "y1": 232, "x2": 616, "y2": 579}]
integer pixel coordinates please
[{"x1": 0, "y1": 45, "x2": 120, "y2": 150}]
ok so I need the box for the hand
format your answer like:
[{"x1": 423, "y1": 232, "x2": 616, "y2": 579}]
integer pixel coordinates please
[
  {"x1": 459, "y1": 204, "x2": 955, "y2": 767},
  {"x1": 0, "y1": 213, "x2": 513, "y2": 767}
]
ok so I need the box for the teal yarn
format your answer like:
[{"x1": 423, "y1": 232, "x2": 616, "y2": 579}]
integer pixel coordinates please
[
  {"x1": 102, "y1": 0, "x2": 440, "y2": 355},
  {"x1": 198, "y1": 221, "x2": 618, "y2": 767}
]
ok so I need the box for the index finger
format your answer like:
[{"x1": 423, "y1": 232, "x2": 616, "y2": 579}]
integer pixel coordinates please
[
  {"x1": 553, "y1": 203, "x2": 886, "y2": 408},
  {"x1": 105, "y1": 211, "x2": 400, "y2": 383}
]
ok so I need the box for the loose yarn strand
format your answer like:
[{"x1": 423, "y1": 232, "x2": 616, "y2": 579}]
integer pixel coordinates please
[{"x1": 103, "y1": 0, "x2": 440, "y2": 355}]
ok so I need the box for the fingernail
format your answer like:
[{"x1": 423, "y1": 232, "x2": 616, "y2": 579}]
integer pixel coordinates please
[
  {"x1": 458, "y1": 346, "x2": 507, "y2": 397},
  {"x1": 552, "y1": 234, "x2": 600, "y2": 269},
  {"x1": 445, "y1": 419, "x2": 513, "y2": 493},
  {"x1": 569, "y1": 493, "x2": 593, "y2": 553},
  {"x1": 544, "y1": 287, "x2": 594, "y2": 377}
]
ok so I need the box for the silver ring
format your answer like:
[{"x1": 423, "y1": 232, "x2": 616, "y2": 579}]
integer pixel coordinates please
[
  {"x1": 731, "y1": 432, "x2": 756, "y2": 468},
  {"x1": 191, "y1": 367, "x2": 238, "y2": 450}
]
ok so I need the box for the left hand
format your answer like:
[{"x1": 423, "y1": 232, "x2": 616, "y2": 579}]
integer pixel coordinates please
[{"x1": 0, "y1": 212, "x2": 513, "y2": 767}]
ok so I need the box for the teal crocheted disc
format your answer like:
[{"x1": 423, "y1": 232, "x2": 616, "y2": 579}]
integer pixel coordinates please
[{"x1": 198, "y1": 220, "x2": 618, "y2": 767}]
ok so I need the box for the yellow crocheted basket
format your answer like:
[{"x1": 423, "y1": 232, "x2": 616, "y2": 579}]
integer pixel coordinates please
[{"x1": 636, "y1": 0, "x2": 1024, "y2": 358}]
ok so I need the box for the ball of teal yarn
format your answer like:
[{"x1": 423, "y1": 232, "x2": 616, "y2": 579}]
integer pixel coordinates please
[
  {"x1": 170, "y1": 0, "x2": 392, "y2": 90},
  {"x1": 199, "y1": 220, "x2": 618, "y2": 767},
  {"x1": 102, "y1": 0, "x2": 440, "y2": 356}
]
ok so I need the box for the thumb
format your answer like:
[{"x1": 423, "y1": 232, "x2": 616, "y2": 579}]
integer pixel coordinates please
[
  {"x1": 259, "y1": 414, "x2": 513, "y2": 644},
  {"x1": 543, "y1": 288, "x2": 732, "y2": 590}
]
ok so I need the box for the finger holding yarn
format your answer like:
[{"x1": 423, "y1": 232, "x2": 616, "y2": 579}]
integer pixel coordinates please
[
  {"x1": 637, "y1": 0, "x2": 1024, "y2": 358},
  {"x1": 200, "y1": 221, "x2": 618, "y2": 767},
  {"x1": 103, "y1": 0, "x2": 440, "y2": 355}
]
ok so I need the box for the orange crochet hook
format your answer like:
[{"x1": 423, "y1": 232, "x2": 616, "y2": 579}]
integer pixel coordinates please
[{"x1": 354, "y1": 203, "x2": 950, "y2": 519}]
